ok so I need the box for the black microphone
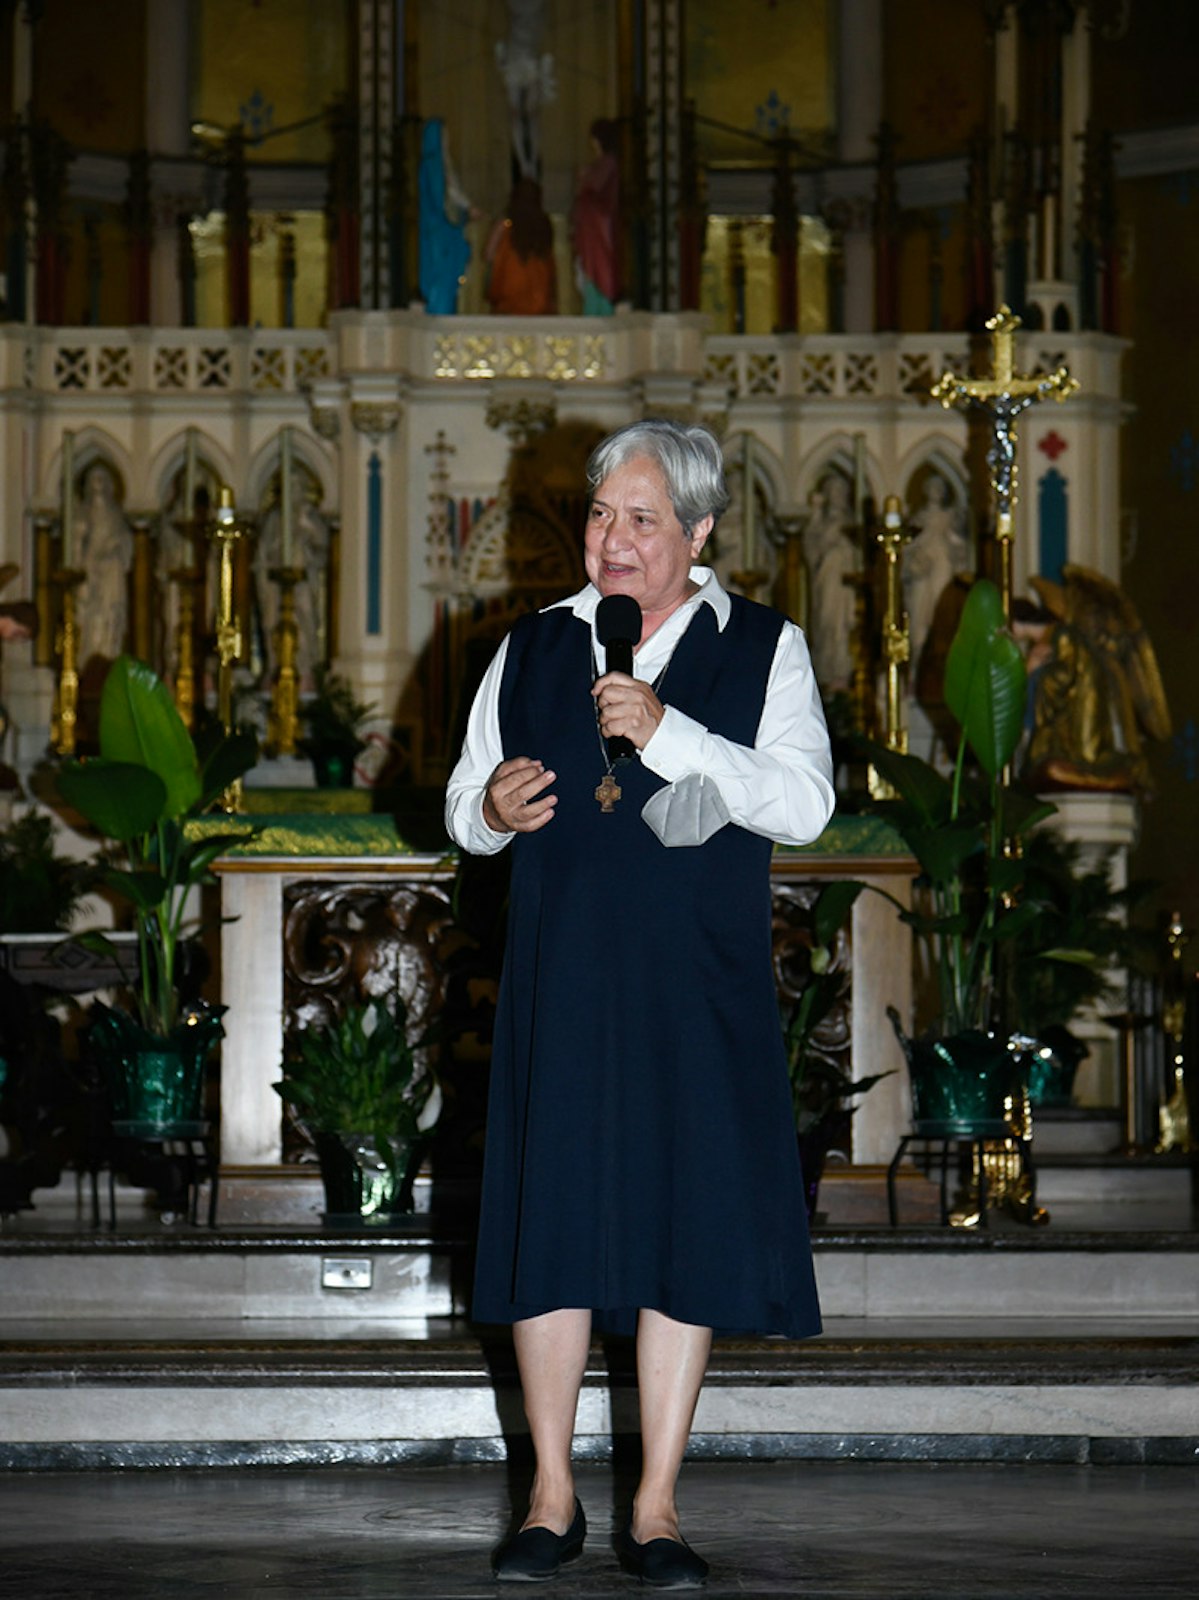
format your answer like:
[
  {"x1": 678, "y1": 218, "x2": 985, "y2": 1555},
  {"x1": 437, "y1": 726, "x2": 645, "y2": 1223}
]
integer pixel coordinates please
[{"x1": 595, "y1": 594, "x2": 642, "y2": 762}]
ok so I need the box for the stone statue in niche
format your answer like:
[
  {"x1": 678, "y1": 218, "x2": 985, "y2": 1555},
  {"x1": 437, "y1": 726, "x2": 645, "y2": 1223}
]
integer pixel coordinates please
[
  {"x1": 495, "y1": 0, "x2": 556, "y2": 180},
  {"x1": 804, "y1": 473, "x2": 858, "y2": 693},
  {"x1": 572, "y1": 117, "x2": 620, "y2": 314},
  {"x1": 255, "y1": 463, "x2": 330, "y2": 689},
  {"x1": 904, "y1": 473, "x2": 969, "y2": 673},
  {"x1": 74, "y1": 461, "x2": 133, "y2": 667},
  {"x1": 486, "y1": 177, "x2": 558, "y2": 315},
  {"x1": 418, "y1": 118, "x2": 474, "y2": 315}
]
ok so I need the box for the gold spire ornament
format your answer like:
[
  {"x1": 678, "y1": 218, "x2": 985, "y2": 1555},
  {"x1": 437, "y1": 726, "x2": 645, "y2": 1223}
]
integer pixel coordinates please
[
  {"x1": 1156, "y1": 911, "x2": 1194, "y2": 1154},
  {"x1": 210, "y1": 487, "x2": 248, "y2": 810},
  {"x1": 50, "y1": 567, "x2": 84, "y2": 756},
  {"x1": 170, "y1": 569, "x2": 198, "y2": 732},
  {"x1": 931, "y1": 305, "x2": 1079, "y2": 615},
  {"x1": 876, "y1": 494, "x2": 913, "y2": 757},
  {"x1": 169, "y1": 494, "x2": 209, "y2": 730},
  {"x1": 266, "y1": 563, "x2": 303, "y2": 756}
]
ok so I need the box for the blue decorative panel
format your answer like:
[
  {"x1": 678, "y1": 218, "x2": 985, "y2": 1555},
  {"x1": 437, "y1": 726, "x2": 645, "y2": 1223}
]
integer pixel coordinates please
[
  {"x1": 1170, "y1": 718, "x2": 1197, "y2": 785},
  {"x1": 1169, "y1": 429, "x2": 1196, "y2": 493},
  {"x1": 1037, "y1": 468, "x2": 1068, "y2": 581},
  {"x1": 367, "y1": 451, "x2": 382, "y2": 636}
]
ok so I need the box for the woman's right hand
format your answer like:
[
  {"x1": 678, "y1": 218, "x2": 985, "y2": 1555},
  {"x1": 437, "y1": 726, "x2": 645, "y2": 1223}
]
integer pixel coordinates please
[{"x1": 483, "y1": 757, "x2": 558, "y2": 834}]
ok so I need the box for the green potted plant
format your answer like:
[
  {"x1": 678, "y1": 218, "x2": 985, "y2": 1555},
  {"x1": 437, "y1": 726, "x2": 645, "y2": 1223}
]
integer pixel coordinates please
[
  {"x1": 55, "y1": 655, "x2": 258, "y2": 1131},
  {"x1": 857, "y1": 578, "x2": 1057, "y2": 1133},
  {"x1": 0, "y1": 810, "x2": 94, "y2": 935},
  {"x1": 299, "y1": 666, "x2": 374, "y2": 789},
  {"x1": 273, "y1": 995, "x2": 441, "y2": 1224},
  {"x1": 784, "y1": 879, "x2": 893, "y2": 1221},
  {"x1": 1007, "y1": 831, "x2": 1155, "y2": 1107}
]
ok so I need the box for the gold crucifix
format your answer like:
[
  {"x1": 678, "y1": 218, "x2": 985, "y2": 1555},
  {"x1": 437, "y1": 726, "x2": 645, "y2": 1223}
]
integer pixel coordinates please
[{"x1": 931, "y1": 305, "x2": 1079, "y2": 615}]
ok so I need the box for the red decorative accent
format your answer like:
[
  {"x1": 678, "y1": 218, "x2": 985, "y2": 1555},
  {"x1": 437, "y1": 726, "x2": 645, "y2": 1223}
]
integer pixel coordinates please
[{"x1": 1038, "y1": 430, "x2": 1069, "y2": 462}]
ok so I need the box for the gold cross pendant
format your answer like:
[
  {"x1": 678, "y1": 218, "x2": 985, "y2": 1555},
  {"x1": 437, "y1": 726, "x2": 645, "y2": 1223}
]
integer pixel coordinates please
[{"x1": 595, "y1": 772, "x2": 622, "y2": 812}]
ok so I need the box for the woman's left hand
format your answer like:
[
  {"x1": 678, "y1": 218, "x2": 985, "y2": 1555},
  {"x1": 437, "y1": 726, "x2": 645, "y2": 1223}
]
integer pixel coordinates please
[{"x1": 592, "y1": 672, "x2": 664, "y2": 751}]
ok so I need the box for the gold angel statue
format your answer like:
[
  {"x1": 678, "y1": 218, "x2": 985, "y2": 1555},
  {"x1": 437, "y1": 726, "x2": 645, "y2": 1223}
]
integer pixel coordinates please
[{"x1": 1017, "y1": 564, "x2": 1172, "y2": 793}]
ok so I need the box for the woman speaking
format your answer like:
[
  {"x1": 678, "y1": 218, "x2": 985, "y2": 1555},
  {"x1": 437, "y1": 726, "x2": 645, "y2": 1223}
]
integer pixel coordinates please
[{"x1": 446, "y1": 418, "x2": 835, "y2": 1587}]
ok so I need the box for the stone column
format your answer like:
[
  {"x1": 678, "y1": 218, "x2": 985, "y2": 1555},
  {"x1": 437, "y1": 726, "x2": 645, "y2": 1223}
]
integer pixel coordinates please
[
  {"x1": 145, "y1": 0, "x2": 190, "y2": 327},
  {"x1": 310, "y1": 326, "x2": 408, "y2": 733},
  {"x1": 1059, "y1": 13, "x2": 1091, "y2": 290},
  {"x1": 644, "y1": 0, "x2": 683, "y2": 311},
  {"x1": 357, "y1": 0, "x2": 398, "y2": 309},
  {"x1": 836, "y1": 0, "x2": 882, "y2": 332}
]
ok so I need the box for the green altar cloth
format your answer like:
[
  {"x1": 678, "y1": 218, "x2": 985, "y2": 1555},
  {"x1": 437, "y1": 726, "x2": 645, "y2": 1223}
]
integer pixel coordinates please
[{"x1": 191, "y1": 812, "x2": 906, "y2": 861}]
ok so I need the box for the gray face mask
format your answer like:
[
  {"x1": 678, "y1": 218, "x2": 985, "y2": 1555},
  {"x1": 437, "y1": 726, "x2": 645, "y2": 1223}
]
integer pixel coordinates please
[{"x1": 640, "y1": 771, "x2": 730, "y2": 848}]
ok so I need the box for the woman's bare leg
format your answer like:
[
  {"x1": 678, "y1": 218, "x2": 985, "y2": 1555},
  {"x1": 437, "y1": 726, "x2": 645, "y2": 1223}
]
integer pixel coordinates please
[
  {"x1": 632, "y1": 1308, "x2": 713, "y2": 1543},
  {"x1": 512, "y1": 1308, "x2": 593, "y2": 1533}
]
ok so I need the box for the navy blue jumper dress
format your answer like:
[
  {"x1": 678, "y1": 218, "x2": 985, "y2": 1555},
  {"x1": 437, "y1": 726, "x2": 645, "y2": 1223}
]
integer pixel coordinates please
[{"x1": 471, "y1": 595, "x2": 822, "y2": 1339}]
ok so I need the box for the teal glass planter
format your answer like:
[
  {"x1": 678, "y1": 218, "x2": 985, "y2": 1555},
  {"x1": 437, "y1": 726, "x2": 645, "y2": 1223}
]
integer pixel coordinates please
[
  {"x1": 888, "y1": 1007, "x2": 1025, "y2": 1137},
  {"x1": 313, "y1": 1130, "x2": 422, "y2": 1225},
  {"x1": 309, "y1": 745, "x2": 360, "y2": 789},
  {"x1": 89, "y1": 1003, "x2": 225, "y2": 1135},
  {"x1": 1016, "y1": 1030, "x2": 1086, "y2": 1110}
]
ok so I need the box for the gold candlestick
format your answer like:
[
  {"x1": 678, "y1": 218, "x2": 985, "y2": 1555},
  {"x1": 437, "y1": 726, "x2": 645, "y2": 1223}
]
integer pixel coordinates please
[
  {"x1": 1156, "y1": 912, "x2": 1193, "y2": 1154},
  {"x1": 33, "y1": 514, "x2": 56, "y2": 667},
  {"x1": 876, "y1": 494, "x2": 913, "y2": 755},
  {"x1": 211, "y1": 491, "x2": 243, "y2": 723},
  {"x1": 168, "y1": 508, "x2": 210, "y2": 728},
  {"x1": 770, "y1": 512, "x2": 808, "y2": 631},
  {"x1": 1104, "y1": 1010, "x2": 1151, "y2": 1155},
  {"x1": 267, "y1": 563, "x2": 303, "y2": 756},
  {"x1": 130, "y1": 515, "x2": 156, "y2": 666},
  {"x1": 50, "y1": 568, "x2": 85, "y2": 756},
  {"x1": 170, "y1": 567, "x2": 199, "y2": 731}
]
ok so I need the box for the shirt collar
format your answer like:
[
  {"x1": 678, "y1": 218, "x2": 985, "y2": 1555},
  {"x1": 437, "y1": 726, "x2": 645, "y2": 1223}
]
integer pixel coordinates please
[{"x1": 551, "y1": 567, "x2": 732, "y2": 632}]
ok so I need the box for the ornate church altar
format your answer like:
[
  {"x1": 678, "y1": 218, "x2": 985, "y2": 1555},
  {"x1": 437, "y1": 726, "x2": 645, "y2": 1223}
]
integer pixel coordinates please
[{"x1": 208, "y1": 813, "x2": 913, "y2": 1220}]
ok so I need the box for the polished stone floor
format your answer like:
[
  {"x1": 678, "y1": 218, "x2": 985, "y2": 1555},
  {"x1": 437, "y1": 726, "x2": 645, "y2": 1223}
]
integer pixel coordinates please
[{"x1": 0, "y1": 1459, "x2": 1196, "y2": 1598}]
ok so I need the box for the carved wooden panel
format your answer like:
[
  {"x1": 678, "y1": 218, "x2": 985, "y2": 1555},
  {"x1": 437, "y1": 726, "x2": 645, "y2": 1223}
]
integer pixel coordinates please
[
  {"x1": 771, "y1": 881, "x2": 854, "y2": 1085},
  {"x1": 280, "y1": 878, "x2": 458, "y2": 1164}
]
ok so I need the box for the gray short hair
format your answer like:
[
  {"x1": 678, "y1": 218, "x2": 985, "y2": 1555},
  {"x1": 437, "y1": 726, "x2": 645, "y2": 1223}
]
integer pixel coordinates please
[{"x1": 586, "y1": 418, "x2": 730, "y2": 535}]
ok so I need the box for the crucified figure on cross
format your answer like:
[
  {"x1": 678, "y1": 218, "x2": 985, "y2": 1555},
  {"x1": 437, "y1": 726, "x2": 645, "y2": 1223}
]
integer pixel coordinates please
[{"x1": 931, "y1": 304, "x2": 1079, "y2": 614}]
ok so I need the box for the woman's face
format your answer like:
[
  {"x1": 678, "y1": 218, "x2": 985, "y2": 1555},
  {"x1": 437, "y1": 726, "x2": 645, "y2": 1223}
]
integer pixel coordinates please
[{"x1": 584, "y1": 454, "x2": 711, "y2": 624}]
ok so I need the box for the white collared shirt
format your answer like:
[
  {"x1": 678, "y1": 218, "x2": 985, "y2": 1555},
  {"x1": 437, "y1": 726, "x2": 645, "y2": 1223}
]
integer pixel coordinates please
[{"x1": 445, "y1": 567, "x2": 836, "y2": 853}]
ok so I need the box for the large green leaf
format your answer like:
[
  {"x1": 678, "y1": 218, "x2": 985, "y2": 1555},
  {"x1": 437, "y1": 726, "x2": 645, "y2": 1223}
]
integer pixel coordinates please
[
  {"x1": 943, "y1": 580, "x2": 1028, "y2": 777},
  {"x1": 98, "y1": 656, "x2": 201, "y2": 821},
  {"x1": 57, "y1": 758, "x2": 167, "y2": 842},
  {"x1": 180, "y1": 832, "x2": 259, "y2": 889},
  {"x1": 100, "y1": 866, "x2": 168, "y2": 911},
  {"x1": 857, "y1": 739, "x2": 953, "y2": 825},
  {"x1": 811, "y1": 880, "x2": 864, "y2": 948},
  {"x1": 904, "y1": 819, "x2": 983, "y2": 888},
  {"x1": 197, "y1": 728, "x2": 260, "y2": 810}
]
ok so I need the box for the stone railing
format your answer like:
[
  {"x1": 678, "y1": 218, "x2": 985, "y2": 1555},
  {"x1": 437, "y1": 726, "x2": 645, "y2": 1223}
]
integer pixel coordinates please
[{"x1": 1, "y1": 316, "x2": 1124, "y2": 405}]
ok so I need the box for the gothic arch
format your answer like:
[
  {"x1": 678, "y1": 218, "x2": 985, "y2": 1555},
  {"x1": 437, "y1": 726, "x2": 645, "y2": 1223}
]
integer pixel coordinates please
[
  {"x1": 797, "y1": 433, "x2": 877, "y2": 508},
  {"x1": 149, "y1": 430, "x2": 235, "y2": 512},
  {"x1": 44, "y1": 426, "x2": 131, "y2": 508},
  {"x1": 246, "y1": 432, "x2": 336, "y2": 513},
  {"x1": 896, "y1": 436, "x2": 968, "y2": 509}
]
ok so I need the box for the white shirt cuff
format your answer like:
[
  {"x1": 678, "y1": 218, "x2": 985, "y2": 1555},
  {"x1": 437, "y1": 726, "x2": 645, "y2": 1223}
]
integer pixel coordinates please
[{"x1": 640, "y1": 705, "x2": 709, "y2": 782}]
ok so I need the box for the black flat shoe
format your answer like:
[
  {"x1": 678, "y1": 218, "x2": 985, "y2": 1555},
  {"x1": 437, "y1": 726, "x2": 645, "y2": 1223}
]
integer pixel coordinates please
[
  {"x1": 493, "y1": 1498, "x2": 586, "y2": 1582},
  {"x1": 617, "y1": 1526, "x2": 709, "y2": 1589}
]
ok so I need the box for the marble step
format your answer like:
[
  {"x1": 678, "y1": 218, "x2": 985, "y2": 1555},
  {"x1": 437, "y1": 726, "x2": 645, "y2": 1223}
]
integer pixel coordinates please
[
  {"x1": 1, "y1": 1320, "x2": 1196, "y2": 1468},
  {"x1": 1030, "y1": 1107, "x2": 1124, "y2": 1156},
  {"x1": 2, "y1": 1223, "x2": 1198, "y2": 1323},
  {"x1": 1032, "y1": 1152, "x2": 1196, "y2": 1207}
]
